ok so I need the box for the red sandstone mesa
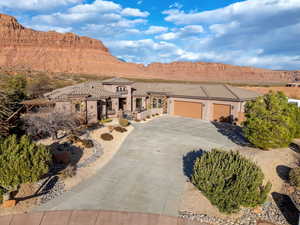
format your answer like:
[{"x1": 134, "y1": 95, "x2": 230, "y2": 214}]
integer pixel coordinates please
[{"x1": 0, "y1": 13, "x2": 299, "y2": 83}]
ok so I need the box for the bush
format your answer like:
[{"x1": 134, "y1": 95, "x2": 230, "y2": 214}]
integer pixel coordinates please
[
  {"x1": 119, "y1": 118, "x2": 129, "y2": 127},
  {"x1": 289, "y1": 167, "x2": 300, "y2": 188},
  {"x1": 146, "y1": 115, "x2": 151, "y2": 119},
  {"x1": 0, "y1": 135, "x2": 52, "y2": 196},
  {"x1": 192, "y1": 149, "x2": 271, "y2": 214},
  {"x1": 135, "y1": 119, "x2": 141, "y2": 122},
  {"x1": 101, "y1": 118, "x2": 113, "y2": 124},
  {"x1": 288, "y1": 103, "x2": 300, "y2": 138},
  {"x1": 67, "y1": 135, "x2": 81, "y2": 143},
  {"x1": 156, "y1": 113, "x2": 159, "y2": 116},
  {"x1": 114, "y1": 127, "x2": 127, "y2": 133},
  {"x1": 101, "y1": 133, "x2": 114, "y2": 141},
  {"x1": 80, "y1": 139, "x2": 94, "y2": 148},
  {"x1": 243, "y1": 92, "x2": 296, "y2": 149}
]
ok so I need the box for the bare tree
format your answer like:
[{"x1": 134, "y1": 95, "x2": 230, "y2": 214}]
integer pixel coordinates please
[
  {"x1": 0, "y1": 92, "x2": 12, "y2": 137},
  {"x1": 23, "y1": 111, "x2": 80, "y2": 140}
]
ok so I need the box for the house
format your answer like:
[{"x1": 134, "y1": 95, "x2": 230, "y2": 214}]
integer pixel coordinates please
[
  {"x1": 287, "y1": 82, "x2": 300, "y2": 87},
  {"x1": 24, "y1": 77, "x2": 260, "y2": 123}
]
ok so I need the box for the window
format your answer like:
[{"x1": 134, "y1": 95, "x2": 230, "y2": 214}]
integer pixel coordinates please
[
  {"x1": 107, "y1": 98, "x2": 112, "y2": 110},
  {"x1": 116, "y1": 86, "x2": 127, "y2": 92},
  {"x1": 152, "y1": 98, "x2": 158, "y2": 108},
  {"x1": 158, "y1": 99, "x2": 163, "y2": 108},
  {"x1": 136, "y1": 98, "x2": 142, "y2": 109},
  {"x1": 75, "y1": 103, "x2": 80, "y2": 112}
]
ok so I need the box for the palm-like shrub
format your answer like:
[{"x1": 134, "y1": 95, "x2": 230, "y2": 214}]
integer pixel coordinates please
[
  {"x1": 192, "y1": 149, "x2": 271, "y2": 214},
  {"x1": 0, "y1": 135, "x2": 51, "y2": 198},
  {"x1": 243, "y1": 92, "x2": 296, "y2": 149}
]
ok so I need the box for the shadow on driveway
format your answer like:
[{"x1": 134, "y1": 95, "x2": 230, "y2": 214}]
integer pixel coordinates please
[{"x1": 182, "y1": 149, "x2": 206, "y2": 180}]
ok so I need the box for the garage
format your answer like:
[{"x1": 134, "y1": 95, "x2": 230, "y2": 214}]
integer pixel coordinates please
[
  {"x1": 213, "y1": 104, "x2": 232, "y2": 122},
  {"x1": 174, "y1": 100, "x2": 203, "y2": 119}
]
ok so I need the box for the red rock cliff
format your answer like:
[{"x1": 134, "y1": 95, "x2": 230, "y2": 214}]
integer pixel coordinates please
[{"x1": 0, "y1": 13, "x2": 299, "y2": 83}]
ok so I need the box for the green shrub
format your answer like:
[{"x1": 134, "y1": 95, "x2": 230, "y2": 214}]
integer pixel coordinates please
[
  {"x1": 101, "y1": 133, "x2": 114, "y2": 141},
  {"x1": 100, "y1": 118, "x2": 112, "y2": 124},
  {"x1": 288, "y1": 103, "x2": 300, "y2": 138},
  {"x1": 135, "y1": 119, "x2": 141, "y2": 122},
  {"x1": 119, "y1": 118, "x2": 129, "y2": 127},
  {"x1": 114, "y1": 127, "x2": 127, "y2": 133},
  {"x1": 0, "y1": 135, "x2": 51, "y2": 196},
  {"x1": 146, "y1": 115, "x2": 151, "y2": 119},
  {"x1": 80, "y1": 139, "x2": 94, "y2": 148},
  {"x1": 156, "y1": 113, "x2": 159, "y2": 116},
  {"x1": 67, "y1": 135, "x2": 81, "y2": 144},
  {"x1": 0, "y1": 187, "x2": 6, "y2": 203},
  {"x1": 192, "y1": 149, "x2": 271, "y2": 214},
  {"x1": 243, "y1": 92, "x2": 296, "y2": 149},
  {"x1": 289, "y1": 167, "x2": 300, "y2": 188}
]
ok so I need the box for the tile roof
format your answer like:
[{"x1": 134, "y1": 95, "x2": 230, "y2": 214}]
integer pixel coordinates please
[
  {"x1": 102, "y1": 77, "x2": 134, "y2": 85},
  {"x1": 45, "y1": 77, "x2": 260, "y2": 101}
]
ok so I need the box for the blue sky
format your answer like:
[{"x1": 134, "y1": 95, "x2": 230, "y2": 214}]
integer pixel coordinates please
[{"x1": 0, "y1": 0, "x2": 299, "y2": 70}]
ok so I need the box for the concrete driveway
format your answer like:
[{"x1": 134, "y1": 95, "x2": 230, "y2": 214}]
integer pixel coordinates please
[{"x1": 37, "y1": 116, "x2": 239, "y2": 216}]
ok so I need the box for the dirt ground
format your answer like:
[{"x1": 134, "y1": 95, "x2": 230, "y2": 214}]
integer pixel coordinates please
[
  {"x1": 180, "y1": 141, "x2": 300, "y2": 219},
  {"x1": 242, "y1": 86, "x2": 300, "y2": 99}
]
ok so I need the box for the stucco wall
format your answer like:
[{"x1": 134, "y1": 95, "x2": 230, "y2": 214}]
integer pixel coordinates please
[
  {"x1": 168, "y1": 97, "x2": 244, "y2": 121},
  {"x1": 55, "y1": 101, "x2": 72, "y2": 113}
]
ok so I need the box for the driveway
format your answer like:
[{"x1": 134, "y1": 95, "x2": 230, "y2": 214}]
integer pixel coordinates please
[{"x1": 37, "y1": 116, "x2": 239, "y2": 216}]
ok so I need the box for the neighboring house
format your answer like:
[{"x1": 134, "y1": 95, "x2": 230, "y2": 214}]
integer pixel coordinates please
[
  {"x1": 287, "y1": 82, "x2": 300, "y2": 87},
  {"x1": 23, "y1": 77, "x2": 259, "y2": 124},
  {"x1": 289, "y1": 98, "x2": 300, "y2": 107}
]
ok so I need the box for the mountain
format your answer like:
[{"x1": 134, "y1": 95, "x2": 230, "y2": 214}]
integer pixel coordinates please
[{"x1": 0, "y1": 13, "x2": 299, "y2": 84}]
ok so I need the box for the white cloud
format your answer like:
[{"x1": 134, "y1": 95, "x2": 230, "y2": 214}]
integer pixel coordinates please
[
  {"x1": 30, "y1": 25, "x2": 73, "y2": 33},
  {"x1": 137, "y1": 1, "x2": 143, "y2": 5},
  {"x1": 155, "y1": 25, "x2": 204, "y2": 40},
  {"x1": 0, "y1": 0, "x2": 82, "y2": 11},
  {"x1": 169, "y1": 2, "x2": 183, "y2": 9},
  {"x1": 163, "y1": 0, "x2": 300, "y2": 25},
  {"x1": 69, "y1": 0, "x2": 120, "y2": 14},
  {"x1": 121, "y1": 8, "x2": 149, "y2": 17},
  {"x1": 145, "y1": 26, "x2": 168, "y2": 35}
]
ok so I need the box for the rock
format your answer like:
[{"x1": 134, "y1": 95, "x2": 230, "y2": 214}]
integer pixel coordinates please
[
  {"x1": 252, "y1": 207, "x2": 263, "y2": 214},
  {"x1": 2, "y1": 200, "x2": 16, "y2": 208},
  {"x1": 0, "y1": 13, "x2": 299, "y2": 84}
]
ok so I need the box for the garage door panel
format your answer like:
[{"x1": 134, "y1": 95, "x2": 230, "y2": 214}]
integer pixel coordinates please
[
  {"x1": 213, "y1": 104, "x2": 231, "y2": 122},
  {"x1": 174, "y1": 101, "x2": 202, "y2": 119}
]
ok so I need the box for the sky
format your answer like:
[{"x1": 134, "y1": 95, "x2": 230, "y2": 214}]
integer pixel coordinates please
[{"x1": 0, "y1": 0, "x2": 300, "y2": 70}]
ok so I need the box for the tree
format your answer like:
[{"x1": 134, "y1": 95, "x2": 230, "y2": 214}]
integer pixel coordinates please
[
  {"x1": 27, "y1": 75, "x2": 52, "y2": 98},
  {"x1": 0, "y1": 92, "x2": 12, "y2": 137},
  {"x1": 23, "y1": 111, "x2": 80, "y2": 140},
  {"x1": 4, "y1": 75, "x2": 27, "y2": 112},
  {"x1": 192, "y1": 149, "x2": 271, "y2": 214},
  {"x1": 288, "y1": 103, "x2": 300, "y2": 138},
  {"x1": 243, "y1": 91, "x2": 296, "y2": 149},
  {"x1": 0, "y1": 135, "x2": 51, "y2": 199}
]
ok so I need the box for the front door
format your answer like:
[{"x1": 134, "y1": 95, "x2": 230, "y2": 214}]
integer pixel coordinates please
[{"x1": 119, "y1": 98, "x2": 127, "y2": 110}]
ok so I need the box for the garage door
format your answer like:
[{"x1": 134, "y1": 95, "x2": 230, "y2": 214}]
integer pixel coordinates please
[
  {"x1": 213, "y1": 104, "x2": 231, "y2": 122},
  {"x1": 174, "y1": 101, "x2": 202, "y2": 119}
]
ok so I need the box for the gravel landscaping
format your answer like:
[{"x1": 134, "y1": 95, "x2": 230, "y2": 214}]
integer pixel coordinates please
[{"x1": 180, "y1": 200, "x2": 288, "y2": 225}]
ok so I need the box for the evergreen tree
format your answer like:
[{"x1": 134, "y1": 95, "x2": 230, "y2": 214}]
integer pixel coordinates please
[
  {"x1": 192, "y1": 149, "x2": 271, "y2": 214},
  {"x1": 0, "y1": 135, "x2": 51, "y2": 198},
  {"x1": 243, "y1": 91, "x2": 295, "y2": 149}
]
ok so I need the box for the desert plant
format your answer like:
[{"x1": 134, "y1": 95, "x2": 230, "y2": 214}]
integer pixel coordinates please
[
  {"x1": 135, "y1": 119, "x2": 141, "y2": 122},
  {"x1": 23, "y1": 111, "x2": 80, "y2": 140},
  {"x1": 67, "y1": 134, "x2": 81, "y2": 143},
  {"x1": 243, "y1": 92, "x2": 296, "y2": 149},
  {"x1": 60, "y1": 164, "x2": 77, "y2": 179},
  {"x1": 80, "y1": 139, "x2": 94, "y2": 148},
  {"x1": 146, "y1": 115, "x2": 151, "y2": 119},
  {"x1": 192, "y1": 149, "x2": 271, "y2": 214},
  {"x1": 152, "y1": 114, "x2": 156, "y2": 117},
  {"x1": 156, "y1": 113, "x2": 159, "y2": 116},
  {"x1": 289, "y1": 167, "x2": 300, "y2": 188},
  {"x1": 288, "y1": 103, "x2": 300, "y2": 138},
  {"x1": 119, "y1": 118, "x2": 129, "y2": 127},
  {"x1": 101, "y1": 133, "x2": 114, "y2": 141},
  {"x1": 100, "y1": 118, "x2": 112, "y2": 124},
  {"x1": 0, "y1": 135, "x2": 51, "y2": 199},
  {"x1": 114, "y1": 126, "x2": 127, "y2": 133}
]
